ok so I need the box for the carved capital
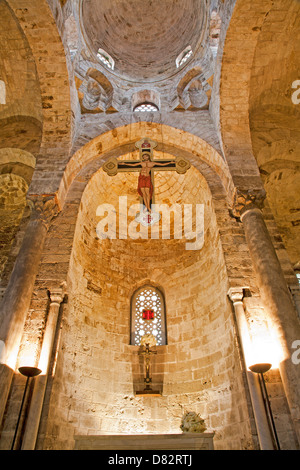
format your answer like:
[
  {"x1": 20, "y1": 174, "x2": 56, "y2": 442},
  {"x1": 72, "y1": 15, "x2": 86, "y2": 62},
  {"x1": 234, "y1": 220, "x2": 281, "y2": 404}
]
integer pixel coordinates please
[
  {"x1": 49, "y1": 282, "x2": 67, "y2": 305},
  {"x1": 228, "y1": 287, "x2": 247, "y2": 303},
  {"x1": 230, "y1": 188, "x2": 266, "y2": 220},
  {"x1": 27, "y1": 194, "x2": 60, "y2": 229}
]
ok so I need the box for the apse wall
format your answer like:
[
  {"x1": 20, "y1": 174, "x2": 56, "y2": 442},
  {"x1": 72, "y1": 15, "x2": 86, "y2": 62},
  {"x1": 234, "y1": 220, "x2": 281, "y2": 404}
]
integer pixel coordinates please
[{"x1": 41, "y1": 162, "x2": 252, "y2": 450}]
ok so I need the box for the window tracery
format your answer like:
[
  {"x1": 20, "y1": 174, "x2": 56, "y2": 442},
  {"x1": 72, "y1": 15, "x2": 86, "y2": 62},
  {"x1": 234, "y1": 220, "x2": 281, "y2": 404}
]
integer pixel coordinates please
[
  {"x1": 97, "y1": 48, "x2": 114, "y2": 70},
  {"x1": 131, "y1": 285, "x2": 167, "y2": 346},
  {"x1": 133, "y1": 102, "x2": 159, "y2": 112}
]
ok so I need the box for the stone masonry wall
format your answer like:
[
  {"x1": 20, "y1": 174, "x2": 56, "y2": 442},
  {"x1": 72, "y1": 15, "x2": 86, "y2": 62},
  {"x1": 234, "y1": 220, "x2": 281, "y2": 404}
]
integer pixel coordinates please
[{"x1": 36, "y1": 164, "x2": 254, "y2": 450}]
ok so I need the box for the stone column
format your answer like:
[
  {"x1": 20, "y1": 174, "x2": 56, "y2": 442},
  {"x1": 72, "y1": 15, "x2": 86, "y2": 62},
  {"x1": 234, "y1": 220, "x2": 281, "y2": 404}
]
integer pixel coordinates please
[
  {"x1": 228, "y1": 287, "x2": 274, "y2": 450},
  {"x1": 0, "y1": 195, "x2": 59, "y2": 425},
  {"x1": 232, "y1": 189, "x2": 300, "y2": 444},
  {"x1": 21, "y1": 285, "x2": 65, "y2": 450}
]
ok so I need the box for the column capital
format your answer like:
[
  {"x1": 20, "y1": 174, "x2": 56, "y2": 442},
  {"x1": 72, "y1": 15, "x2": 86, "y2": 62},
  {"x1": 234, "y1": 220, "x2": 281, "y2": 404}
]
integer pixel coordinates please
[
  {"x1": 49, "y1": 282, "x2": 67, "y2": 305},
  {"x1": 230, "y1": 188, "x2": 266, "y2": 220},
  {"x1": 26, "y1": 194, "x2": 60, "y2": 230},
  {"x1": 228, "y1": 287, "x2": 248, "y2": 303}
]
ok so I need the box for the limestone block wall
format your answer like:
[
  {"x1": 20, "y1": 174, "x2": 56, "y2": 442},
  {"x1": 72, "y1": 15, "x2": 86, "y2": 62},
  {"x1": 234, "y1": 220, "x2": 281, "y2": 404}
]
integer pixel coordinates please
[
  {"x1": 0, "y1": 174, "x2": 28, "y2": 279},
  {"x1": 36, "y1": 164, "x2": 253, "y2": 450},
  {"x1": 0, "y1": 0, "x2": 42, "y2": 141},
  {"x1": 1, "y1": 136, "x2": 296, "y2": 450}
]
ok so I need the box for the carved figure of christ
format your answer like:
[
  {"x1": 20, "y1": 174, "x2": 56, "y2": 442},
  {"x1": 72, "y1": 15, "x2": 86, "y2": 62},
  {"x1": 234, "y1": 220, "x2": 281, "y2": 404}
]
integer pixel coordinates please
[
  {"x1": 103, "y1": 138, "x2": 191, "y2": 215},
  {"x1": 122, "y1": 153, "x2": 173, "y2": 212}
]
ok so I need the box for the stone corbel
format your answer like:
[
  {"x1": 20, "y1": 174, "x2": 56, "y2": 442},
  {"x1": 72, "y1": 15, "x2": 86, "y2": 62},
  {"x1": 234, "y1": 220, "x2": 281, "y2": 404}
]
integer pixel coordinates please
[{"x1": 26, "y1": 194, "x2": 60, "y2": 230}]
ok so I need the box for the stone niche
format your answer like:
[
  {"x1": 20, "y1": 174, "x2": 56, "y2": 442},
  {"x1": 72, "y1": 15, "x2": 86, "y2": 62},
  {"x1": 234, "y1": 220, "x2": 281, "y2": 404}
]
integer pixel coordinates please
[{"x1": 41, "y1": 153, "x2": 252, "y2": 450}]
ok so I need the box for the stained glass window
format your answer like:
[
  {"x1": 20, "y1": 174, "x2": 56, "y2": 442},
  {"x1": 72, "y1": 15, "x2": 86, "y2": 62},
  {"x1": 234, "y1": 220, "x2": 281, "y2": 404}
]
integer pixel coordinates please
[{"x1": 131, "y1": 286, "x2": 167, "y2": 346}]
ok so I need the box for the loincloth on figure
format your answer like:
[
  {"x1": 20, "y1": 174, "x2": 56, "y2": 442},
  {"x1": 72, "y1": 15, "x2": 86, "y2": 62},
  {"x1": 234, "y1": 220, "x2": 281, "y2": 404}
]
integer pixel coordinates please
[{"x1": 137, "y1": 174, "x2": 153, "y2": 199}]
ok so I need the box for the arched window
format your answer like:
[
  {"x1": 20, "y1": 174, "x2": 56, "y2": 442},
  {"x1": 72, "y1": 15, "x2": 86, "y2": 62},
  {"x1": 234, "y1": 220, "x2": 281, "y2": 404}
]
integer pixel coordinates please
[
  {"x1": 130, "y1": 285, "x2": 167, "y2": 346},
  {"x1": 97, "y1": 48, "x2": 115, "y2": 70},
  {"x1": 133, "y1": 102, "x2": 159, "y2": 112},
  {"x1": 176, "y1": 45, "x2": 193, "y2": 68}
]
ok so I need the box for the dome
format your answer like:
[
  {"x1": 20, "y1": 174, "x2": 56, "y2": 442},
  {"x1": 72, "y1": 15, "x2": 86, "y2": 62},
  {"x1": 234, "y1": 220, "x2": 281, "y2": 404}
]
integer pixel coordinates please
[{"x1": 80, "y1": 0, "x2": 207, "y2": 83}]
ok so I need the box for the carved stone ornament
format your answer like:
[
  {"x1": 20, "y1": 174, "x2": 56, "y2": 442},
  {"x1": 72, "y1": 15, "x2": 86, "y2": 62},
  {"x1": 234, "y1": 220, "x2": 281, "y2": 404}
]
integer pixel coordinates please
[
  {"x1": 135, "y1": 137, "x2": 158, "y2": 158},
  {"x1": 227, "y1": 287, "x2": 245, "y2": 303},
  {"x1": 175, "y1": 156, "x2": 191, "y2": 174},
  {"x1": 230, "y1": 188, "x2": 266, "y2": 220},
  {"x1": 26, "y1": 194, "x2": 60, "y2": 229},
  {"x1": 103, "y1": 157, "x2": 119, "y2": 176},
  {"x1": 49, "y1": 281, "x2": 67, "y2": 305}
]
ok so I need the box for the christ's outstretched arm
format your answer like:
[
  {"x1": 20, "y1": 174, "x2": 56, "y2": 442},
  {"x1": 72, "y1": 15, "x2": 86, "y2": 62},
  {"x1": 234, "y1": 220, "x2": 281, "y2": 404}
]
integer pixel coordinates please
[
  {"x1": 153, "y1": 161, "x2": 175, "y2": 167},
  {"x1": 121, "y1": 161, "x2": 141, "y2": 167}
]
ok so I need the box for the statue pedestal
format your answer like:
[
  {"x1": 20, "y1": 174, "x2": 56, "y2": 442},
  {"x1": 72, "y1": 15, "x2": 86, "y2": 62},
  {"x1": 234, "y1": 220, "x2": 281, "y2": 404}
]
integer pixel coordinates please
[{"x1": 74, "y1": 433, "x2": 214, "y2": 450}]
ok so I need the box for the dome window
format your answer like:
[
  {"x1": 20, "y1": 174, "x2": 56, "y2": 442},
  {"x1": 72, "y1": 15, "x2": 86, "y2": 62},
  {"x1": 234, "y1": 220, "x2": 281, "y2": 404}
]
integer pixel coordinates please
[
  {"x1": 133, "y1": 102, "x2": 159, "y2": 112},
  {"x1": 176, "y1": 46, "x2": 193, "y2": 68},
  {"x1": 97, "y1": 48, "x2": 114, "y2": 70}
]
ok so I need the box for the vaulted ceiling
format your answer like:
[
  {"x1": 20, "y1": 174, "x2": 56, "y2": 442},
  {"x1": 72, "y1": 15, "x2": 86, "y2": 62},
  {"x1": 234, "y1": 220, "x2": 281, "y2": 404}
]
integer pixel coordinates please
[{"x1": 81, "y1": 0, "x2": 208, "y2": 83}]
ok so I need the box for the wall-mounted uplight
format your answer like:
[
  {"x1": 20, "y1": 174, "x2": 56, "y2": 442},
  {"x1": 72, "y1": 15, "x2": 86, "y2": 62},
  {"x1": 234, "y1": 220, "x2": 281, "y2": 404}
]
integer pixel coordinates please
[
  {"x1": 11, "y1": 366, "x2": 41, "y2": 450},
  {"x1": 249, "y1": 362, "x2": 281, "y2": 450}
]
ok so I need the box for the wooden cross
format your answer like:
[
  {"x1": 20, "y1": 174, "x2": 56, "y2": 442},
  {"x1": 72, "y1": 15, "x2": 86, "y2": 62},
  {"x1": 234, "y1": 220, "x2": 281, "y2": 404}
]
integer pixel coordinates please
[{"x1": 103, "y1": 138, "x2": 190, "y2": 224}]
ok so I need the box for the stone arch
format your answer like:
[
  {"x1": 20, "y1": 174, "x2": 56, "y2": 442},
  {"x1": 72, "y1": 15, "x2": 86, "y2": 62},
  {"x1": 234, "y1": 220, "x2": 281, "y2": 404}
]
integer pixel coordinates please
[
  {"x1": 0, "y1": 1, "x2": 43, "y2": 155},
  {"x1": 248, "y1": 0, "x2": 300, "y2": 268},
  {"x1": 78, "y1": 68, "x2": 115, "y2": 113},
  {"x1": 38, "y1": 132, "x2": 254, "y2": 448},
  {"x1": 5, "y1": 0, "x2": 72, "y2": 181},
  {"x1": 177, "y1": 67, "x2": 212, "y2": 110},
  {"x1": 0, "y1": 148, "x2": 36, "y2": 287},
  {"x1": 219, "y1": 0, "x2": 274, "y2": 186},
  {"x1": 12, "y1": 119, "x2": 267, "y2": 449},
  {"x1": 220, "y1": 0, "x2": 300, "y2": 268},
  {"x1": 0, "y1": 116, "x2": 42, "y2": 155},
  {"x1": 58, "y1": 121, "x2": 234, "y2": 208},
  {"x1": 38, "y1": 122, "x2": 246, "y2": 308},
  {"x1": 54, "y1": 123, "x2": 256, "y2": 294}
]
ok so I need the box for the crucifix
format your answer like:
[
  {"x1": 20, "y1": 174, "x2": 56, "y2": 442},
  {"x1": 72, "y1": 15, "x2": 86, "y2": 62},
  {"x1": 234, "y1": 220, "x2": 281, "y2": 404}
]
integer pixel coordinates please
[
  {"x1": 103, "y1": 138, "x2": 190, "y2": 226},
  {"x1": 136, "y1": 343, "x2": 161, "y2": 397}
]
